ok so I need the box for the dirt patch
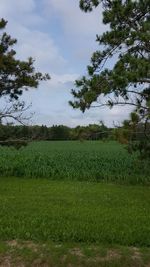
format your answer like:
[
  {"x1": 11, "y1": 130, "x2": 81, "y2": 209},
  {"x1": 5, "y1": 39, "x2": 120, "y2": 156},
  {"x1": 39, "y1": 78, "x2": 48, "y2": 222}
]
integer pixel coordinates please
[
  {"x1": 24, "y1": 241, "x2": 38, "y2": 253},
  {"x1": 7, "y1": 240, "x2": 38, "y2": 253},
  {"x1": 7, "y1": 240, "x2": 18, "y2": 247},
  {"x1": 0, "y1": 257, "x2": 25, "y2": 267},
  {"x1": 87, "y1": 249, "x2": 121, "y2": 263},
  {"x1": 32, "y1": 259, "x2": 50, "y2": 267},
  {"x1": 131, "y1": 247, "x2": 141, "y2": 261},
  {"x1": 106, "y1": 249, "x2": 121, "y2": 260},
  {"x1": 69, "y1": 248, "x2": 84, "y2": 257},
  {"x1": 97, "y1": 249, "x2": 120, "y2": 262},
  {"x1": 0, "y1": 257, "x2": 11, "y2": 267},
  {"x1": 69, "y1": 247, "x2": 121, "y2": 262}
]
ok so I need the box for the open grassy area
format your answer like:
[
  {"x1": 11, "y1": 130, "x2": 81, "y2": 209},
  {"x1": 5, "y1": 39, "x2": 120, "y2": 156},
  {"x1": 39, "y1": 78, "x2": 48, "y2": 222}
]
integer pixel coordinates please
[
  {"x1": 0, "y1": 177, "x2": 149, "y2": 266},
  {"x1": 0, "y1": 141, "x2": 150, "y2": 184},
  {"x1": 0, "y1": 177, "x2": 149, "y2": 246}
]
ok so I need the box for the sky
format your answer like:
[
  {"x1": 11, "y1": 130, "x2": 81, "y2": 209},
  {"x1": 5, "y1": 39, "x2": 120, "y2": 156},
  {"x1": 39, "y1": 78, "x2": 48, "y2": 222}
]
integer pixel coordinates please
[{"x1": 0, "y1": 0, "x2": 132, "y2": 127}]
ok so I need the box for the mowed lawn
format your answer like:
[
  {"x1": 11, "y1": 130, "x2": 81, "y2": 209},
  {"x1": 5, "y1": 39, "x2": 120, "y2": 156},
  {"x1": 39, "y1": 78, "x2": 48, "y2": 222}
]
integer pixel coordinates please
[{"x1": 0, "y1": 177, "x2": 149, "y2": 247}]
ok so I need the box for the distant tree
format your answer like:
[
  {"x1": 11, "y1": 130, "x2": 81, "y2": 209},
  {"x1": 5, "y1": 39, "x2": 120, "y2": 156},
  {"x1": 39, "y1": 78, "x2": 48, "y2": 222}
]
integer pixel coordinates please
[
  {"x1": 70, "y1": 122, "x2": 109, "y2": 140},
  {"x1": 38, "y1": 125, "x2": 49, "y2": 140},
  {"x1": 0, "y1": 18, "x2": 50, "y2": 124},
  {"x1": 50, "y1": 125, "x2": 71, "y2": 140},
  {"x1": 0, "y1": 123, "x2": 114, "y2": 142},
  {"x1": 70, "y1": 0, "x2": 150, "y2": 158}
]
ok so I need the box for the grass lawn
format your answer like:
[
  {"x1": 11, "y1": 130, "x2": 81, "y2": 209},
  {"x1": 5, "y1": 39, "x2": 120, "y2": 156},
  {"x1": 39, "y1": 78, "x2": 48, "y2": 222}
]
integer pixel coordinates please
[{"x1": 0, "y1": 177, "x2": 149, "y2": 266}]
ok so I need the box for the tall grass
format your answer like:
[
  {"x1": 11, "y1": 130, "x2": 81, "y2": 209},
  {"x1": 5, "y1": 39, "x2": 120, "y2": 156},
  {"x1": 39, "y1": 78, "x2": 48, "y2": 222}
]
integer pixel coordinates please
[{"x1": 0, "y1": 141, "x2": 149, "y2": 184}]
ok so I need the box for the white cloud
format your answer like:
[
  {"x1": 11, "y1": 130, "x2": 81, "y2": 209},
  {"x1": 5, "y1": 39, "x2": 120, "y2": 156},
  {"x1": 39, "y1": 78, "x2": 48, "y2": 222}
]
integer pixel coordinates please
[
  {"x1": 42, "y1": 0, "x2": 108, "y2": 72},
  {"x1": 0, "y1": 0, "x2": 35, "y2": 16},
  {"x1": 15, "y1": 28, "x2": 67, "y2": 73},
  {"x1": 0, "y1": 4, "x2": 67, "y2": 74},
  {"x1": 32, "y1": 105, "x2": 132, "y2": 128},
  {"x1": 43, "y1": 0, "x2": 104, "y2": 37},
  {"x1": 49, "y1": 73, "x2": 79, "y2": 86}
]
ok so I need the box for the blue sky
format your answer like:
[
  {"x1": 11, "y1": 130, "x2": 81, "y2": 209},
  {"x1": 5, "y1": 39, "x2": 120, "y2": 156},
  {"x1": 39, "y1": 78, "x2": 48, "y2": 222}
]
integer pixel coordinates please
[{"x1": 0, "y1": 0, "x2": 131, "y2": 127}]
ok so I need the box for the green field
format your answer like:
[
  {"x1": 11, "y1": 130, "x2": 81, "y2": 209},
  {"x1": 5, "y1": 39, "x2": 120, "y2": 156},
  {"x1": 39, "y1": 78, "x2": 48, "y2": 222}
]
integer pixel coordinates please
[
  {"x1": 0, "y1": 141, "x2": 150, "y2": 266},
  {"x1": 0, "y1": 177, "x2": 150, "y2": 266},
  {"x1": 0, "y1": 177, "x2": 149, "y2": 245},
  {"x1": 0, "y1": 141, "x2": 149, "y2": 184}
]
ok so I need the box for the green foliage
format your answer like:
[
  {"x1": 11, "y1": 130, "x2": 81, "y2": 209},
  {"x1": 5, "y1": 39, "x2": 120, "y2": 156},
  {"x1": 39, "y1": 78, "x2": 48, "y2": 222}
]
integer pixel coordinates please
[
  {"x1": 80, "y1": 0, "x2": 100, "y2": 12},
  {"x1": 0, "y1": 177, "x2": 149, "y2": 246},
  {"x1": 114, "y1": 117, "x2": 150, "y2": 159},
  {"x1": 50, "y1": 125, "x2": 71, "y2": 140},
  {"x1": 0, "y1": 123, "x2": 111, "y2": 141},
  {"x1": 70, "y1": 0, "x2": 150, "y2": 158},
  {"x1": 0, "y1": 141, "x2": 149, "y2": 184},
  {"x1": 0, "y1": 140, "x2": 28, "y2": 149}
]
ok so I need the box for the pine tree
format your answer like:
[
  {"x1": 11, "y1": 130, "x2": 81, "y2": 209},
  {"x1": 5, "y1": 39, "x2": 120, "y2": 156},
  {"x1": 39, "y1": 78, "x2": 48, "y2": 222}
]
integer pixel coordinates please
[{"x1": 70, "y1": 0, "x2": 150, "y2": 158}]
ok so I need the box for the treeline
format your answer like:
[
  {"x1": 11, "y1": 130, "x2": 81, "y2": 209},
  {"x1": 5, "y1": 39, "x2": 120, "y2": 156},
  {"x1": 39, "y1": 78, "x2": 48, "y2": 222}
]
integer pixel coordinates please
[
  {"x1": 0, "y1": 122, "x2": 149, "y2": 142},
  {"x1": 0, "y1": 123, "x2": 113, "y2": 141}
]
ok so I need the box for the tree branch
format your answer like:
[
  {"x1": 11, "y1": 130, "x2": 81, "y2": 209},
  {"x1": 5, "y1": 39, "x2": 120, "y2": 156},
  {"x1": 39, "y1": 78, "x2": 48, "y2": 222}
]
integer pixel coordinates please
[{"x1": 91, "y1": 101, "x2": 148, "y2": 110}]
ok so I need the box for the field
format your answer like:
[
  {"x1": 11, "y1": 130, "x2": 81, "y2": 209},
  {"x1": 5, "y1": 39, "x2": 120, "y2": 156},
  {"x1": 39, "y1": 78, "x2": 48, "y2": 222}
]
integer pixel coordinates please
[
  {"x1": 0, "y1": 141, "x2": 150, "y2": 184},
  {"x1": 0, "y1": 141, "x2": 150, "y2": 266},
  {"x1": 0, "y1": 177, "x2": 150, "y2": 266}
]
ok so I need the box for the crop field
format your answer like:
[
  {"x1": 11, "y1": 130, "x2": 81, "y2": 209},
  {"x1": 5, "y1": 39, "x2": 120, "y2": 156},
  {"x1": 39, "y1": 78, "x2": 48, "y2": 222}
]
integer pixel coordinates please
[{"x1": 0, "y1": 141, "x2": 149, "y2": 184}]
